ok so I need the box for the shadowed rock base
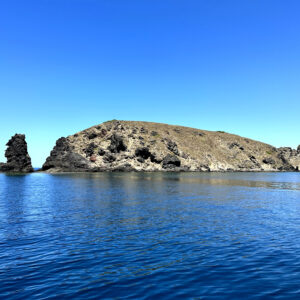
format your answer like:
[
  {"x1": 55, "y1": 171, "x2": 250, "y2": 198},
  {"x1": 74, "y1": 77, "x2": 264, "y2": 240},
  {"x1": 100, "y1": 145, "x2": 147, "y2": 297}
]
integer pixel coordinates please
[{"x1": 42, "y1": 137, "x2": 91, "y2": 172}]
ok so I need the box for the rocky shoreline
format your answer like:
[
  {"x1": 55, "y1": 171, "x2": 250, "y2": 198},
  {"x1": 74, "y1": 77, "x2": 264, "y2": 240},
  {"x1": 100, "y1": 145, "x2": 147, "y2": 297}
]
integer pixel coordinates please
[{"x1": 1, "y1": 120, "x2": 300, "y2": 173}]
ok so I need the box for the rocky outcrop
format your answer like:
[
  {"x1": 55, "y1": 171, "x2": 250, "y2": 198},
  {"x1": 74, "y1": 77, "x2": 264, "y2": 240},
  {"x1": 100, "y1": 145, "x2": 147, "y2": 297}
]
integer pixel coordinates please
[
  {"x1": 42, "y1": 137, "x2": 91, "y2": 172},
  {"x1": 277, "y1": 147, "x2": 300, "y2": 171},
  {"x1": 0, "y1": 134, "x2": 33, "y2": 172},
  {"x1": 42, "y1": 120, "x2": 300, "y2": 172}
]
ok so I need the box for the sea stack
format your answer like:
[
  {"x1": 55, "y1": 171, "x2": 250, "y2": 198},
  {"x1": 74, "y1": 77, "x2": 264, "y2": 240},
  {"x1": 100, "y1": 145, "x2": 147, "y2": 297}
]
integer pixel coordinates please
[
  {"x1": 42, "y1": 120, "x2": 300, "y2": 172},
  {"x1": 0, "y1": 134, "x2": 33, "y2": 173}
]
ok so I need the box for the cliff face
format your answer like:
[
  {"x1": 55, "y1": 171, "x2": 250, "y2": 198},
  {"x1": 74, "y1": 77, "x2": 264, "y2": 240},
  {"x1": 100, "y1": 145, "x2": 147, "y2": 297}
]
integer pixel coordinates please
[
  {"x1": 42, "y1": 120, "x2": 300, "y2": 172},
  {"x1": 0, "y1": 134, "x2": 33, "y2": 173}
]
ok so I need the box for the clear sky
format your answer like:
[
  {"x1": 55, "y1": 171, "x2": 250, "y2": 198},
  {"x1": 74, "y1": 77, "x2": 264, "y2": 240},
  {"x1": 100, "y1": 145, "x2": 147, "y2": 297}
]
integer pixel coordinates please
[{"x1": 1, "y1": 0, "x2": 300, "y2": 167}]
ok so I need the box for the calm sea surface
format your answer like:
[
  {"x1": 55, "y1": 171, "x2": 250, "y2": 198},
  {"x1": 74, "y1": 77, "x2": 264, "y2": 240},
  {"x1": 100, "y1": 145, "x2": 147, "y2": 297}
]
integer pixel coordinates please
[{"x1": 0, "y1": 172, "x2": 300, "y2": 299}]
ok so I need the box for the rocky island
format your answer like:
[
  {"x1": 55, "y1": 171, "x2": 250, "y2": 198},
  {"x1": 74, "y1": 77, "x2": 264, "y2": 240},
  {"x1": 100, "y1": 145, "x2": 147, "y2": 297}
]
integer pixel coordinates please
[
  {"x1": 41, "y1": 120, "x2": 300, "y2": 172},
  {"x1": 0, "y1": 134, "x2": 33, "y2": 173}
]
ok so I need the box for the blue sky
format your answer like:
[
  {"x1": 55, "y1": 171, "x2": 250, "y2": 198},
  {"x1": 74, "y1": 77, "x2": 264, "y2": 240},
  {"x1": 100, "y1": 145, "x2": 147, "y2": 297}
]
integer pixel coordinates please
[{"x1": 1, "y1": 0, "x2": 300, "y2": 167}]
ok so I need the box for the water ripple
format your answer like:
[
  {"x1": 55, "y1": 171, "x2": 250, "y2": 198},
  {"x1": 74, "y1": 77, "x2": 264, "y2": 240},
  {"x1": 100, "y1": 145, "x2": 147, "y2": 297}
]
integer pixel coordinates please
[{"x1": 0, "y1": 172, "x2": 300, "y2": 299}]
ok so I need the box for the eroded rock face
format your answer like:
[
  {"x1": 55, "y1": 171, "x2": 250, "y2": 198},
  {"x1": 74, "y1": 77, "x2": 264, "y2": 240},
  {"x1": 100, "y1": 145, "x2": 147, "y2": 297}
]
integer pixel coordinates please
[
  {"x1": 162, "y1": 154, "x2": 181, "y2": 169},
  {"x1": 0, "y1": 134, "x2": 33, "y2": 172},
  {"x1": 277, "y1": 147, "x2": 300, "y2": 171},
  {"x1": 42, "y1": 137, "x2": 90, "y2": 172},
  {"x1": 108, "y1": 134, "x2": 127, "y2": 153},
  {"x1": 41, "y1": 120, "x2": 300, "y2": 172}
]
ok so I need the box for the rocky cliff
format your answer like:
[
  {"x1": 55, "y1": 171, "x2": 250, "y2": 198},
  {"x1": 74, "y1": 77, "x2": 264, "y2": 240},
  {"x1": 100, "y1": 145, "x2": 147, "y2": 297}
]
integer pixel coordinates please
[
  {"x1": 0, "y1": 134, "x2": 33, "y2": 173},
  {"x1": 42, "y1": 120, "x2": 300, "y2": 172}
]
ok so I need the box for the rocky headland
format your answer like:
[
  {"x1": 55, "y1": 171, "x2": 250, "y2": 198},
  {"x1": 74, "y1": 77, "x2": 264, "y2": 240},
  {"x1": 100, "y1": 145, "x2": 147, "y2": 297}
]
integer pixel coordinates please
[
  {"x1": 0, "y1": 134, "x2": 33, "y2": 173},
  {"x1": 41, "y1": 120, "x2": 300, "y2": 173}
]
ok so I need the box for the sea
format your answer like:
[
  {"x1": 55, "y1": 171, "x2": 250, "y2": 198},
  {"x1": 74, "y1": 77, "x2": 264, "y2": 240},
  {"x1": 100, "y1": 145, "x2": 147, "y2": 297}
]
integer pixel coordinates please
[{"x1": 0, "y1": 172, "x2": 300, "y2": 299}]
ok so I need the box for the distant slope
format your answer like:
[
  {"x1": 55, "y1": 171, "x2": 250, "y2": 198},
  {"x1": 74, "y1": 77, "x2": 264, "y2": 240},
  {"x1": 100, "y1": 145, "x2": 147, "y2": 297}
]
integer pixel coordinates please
[{"x1": 42, "y1": 120, "x2": 300, "y2": 172}]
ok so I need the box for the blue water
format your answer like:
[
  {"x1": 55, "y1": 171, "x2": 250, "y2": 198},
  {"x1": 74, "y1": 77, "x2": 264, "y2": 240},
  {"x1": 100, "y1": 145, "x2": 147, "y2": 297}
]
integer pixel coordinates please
[{"x1": 1, "y1": 172, "x2": 300, "y2": 299}]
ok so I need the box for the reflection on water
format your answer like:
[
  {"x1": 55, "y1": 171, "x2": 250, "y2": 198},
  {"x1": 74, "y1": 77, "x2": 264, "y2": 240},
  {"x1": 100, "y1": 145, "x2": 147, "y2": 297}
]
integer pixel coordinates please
[{"x1": 0, "y1": 172, "x2": 300, "y2": 299}]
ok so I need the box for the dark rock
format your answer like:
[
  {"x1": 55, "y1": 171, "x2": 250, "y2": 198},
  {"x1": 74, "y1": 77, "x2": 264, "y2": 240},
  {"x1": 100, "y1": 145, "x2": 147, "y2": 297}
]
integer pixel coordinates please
[
  {"x1": 108, "y1": 134, "x2": 126, "y2": 153},
  {"x1": 297, "y1": 145, "x2": 300, "y2": 154},
  {"x1": 42, "y1": 137, "x2": 90, "y2": 171},
  {"x1": 138, "y1": 136, "x2": 144, "y2": 140},
  {"x1": 278, "y1": 147, "x2": 297, "y2": 162},
  {"x1": 150, "y1": 155, "x2": 162, "y2": 164},
  {"x1": 88, "y1": 132, "x2": 97, "y2": 139},
  {"x1": 140, "y1": 127, "x2": 148, "y2": 134},
  {"x1": 162, "y1": 154, "x2": 181, "y2": 169},
  {"x1": 263, "y1": 158, "x2": 275, "y2": 165},
  {"x1": 229, "y1": 142, "x2": 239, "y2": 149},
  {"x1": 196, "y1": 164, "x2": 210, "y2": 171},
  {"x1": 137, "y1": 157, "x2": 145, "y2": 163},
  {"x1": 84, "y1": 143, "x2": 97, "y2": 157},
  {"x1": 112, "y1": 163, "x2": 135, "y2": 172},
  {"x1": 0, "y1": 134, "x2": 33, "y2": 173},
  {"x1": 151, "y1": 131, "x2": 158, "y2": 136},
  {"x1": 103, "y1": 154, "x2": 116, "y2": 163},
  {"x1": 229, "y1": 143, "x2": 244, "y2": 151},
  {"x1": 165, "y1": 138, "x2": 179, "y2": 155},
  {"x1": 248, "y1": 155, "x2": 261, "y2": 168},
  {"x1": 99, "y1": 129, "x2": 107, "y2": 138},
  {"x1": 173, "y1": 129, "x2": 180, "y2": 134},
  {"x1": 278, "y1": 165, "x2": 296, "y2": 171},
  {"x1": 135, "y1": 147, "x2": 152, "y2": 159},
  {"x1": 98, "y1": 148, "x2": 106, "y2": 156},
  {"x1": 135, "y1": 147, "x2": 161, "y2": 164},
  {"x1": 277, "y1": 147, "x2": 297, "y2": 170}
]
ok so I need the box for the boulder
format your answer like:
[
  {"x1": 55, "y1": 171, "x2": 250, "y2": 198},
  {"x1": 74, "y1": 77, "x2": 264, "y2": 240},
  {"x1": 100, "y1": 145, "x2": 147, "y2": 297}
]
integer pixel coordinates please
[{"x1": 90, "y1": 155, "x2": 97, "y2": 162}]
